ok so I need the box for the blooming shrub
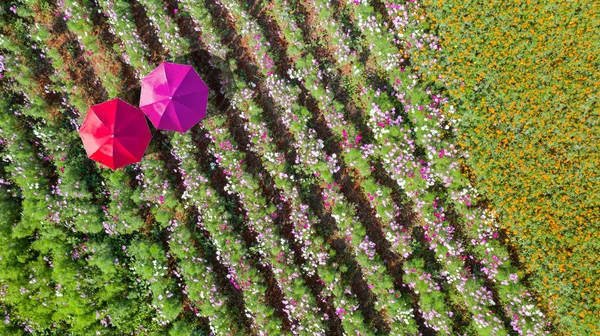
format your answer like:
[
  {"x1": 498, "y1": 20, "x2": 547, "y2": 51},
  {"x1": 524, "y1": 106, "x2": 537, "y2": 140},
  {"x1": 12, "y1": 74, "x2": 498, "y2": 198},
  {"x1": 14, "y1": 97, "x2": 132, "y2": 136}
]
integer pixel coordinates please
[{"x1": 408, "y1": 0, "x2": 600, "y2": 333}]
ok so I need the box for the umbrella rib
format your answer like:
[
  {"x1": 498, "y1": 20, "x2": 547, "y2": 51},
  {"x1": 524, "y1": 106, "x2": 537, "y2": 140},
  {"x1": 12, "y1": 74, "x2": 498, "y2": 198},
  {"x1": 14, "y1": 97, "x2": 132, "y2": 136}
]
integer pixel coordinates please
[
  {"x1": 172, "y1": 90, "x2": 205, "y2": 98},
  {"x1": 163, "y1": 64, "x2": 170, "y2": 95},
  {"x1": 171, "y1": 68, "x2": 202, "y2": 97},
  {"x1": 114, "y1": 138, "x2": 143, "y2": 163},
  {"x1": 158, "y1": 100, "x2": 184, "y2": 131},
  {"x1": 88, "y1": 137, "x2": 114, "y2": 169},
  {"x1": 85, "y1": 135, "x2": 112, "y2": 158},
  {"x1": 172, "y1": 99, "x2": 198, "y2": 131},
  {"x1": 89, "y1": 109, "x2": 112, "y2": 134}
]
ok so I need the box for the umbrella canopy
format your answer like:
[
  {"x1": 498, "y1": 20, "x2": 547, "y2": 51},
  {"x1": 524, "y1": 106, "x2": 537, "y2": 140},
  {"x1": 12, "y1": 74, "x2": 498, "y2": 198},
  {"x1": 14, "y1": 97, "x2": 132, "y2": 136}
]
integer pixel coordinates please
[
  {"x1": 139, "y1": 62, "x2": 209, "y2": 133},
  {"x1": 79, "y1": 98, "x2": 152, "y2": 170}
]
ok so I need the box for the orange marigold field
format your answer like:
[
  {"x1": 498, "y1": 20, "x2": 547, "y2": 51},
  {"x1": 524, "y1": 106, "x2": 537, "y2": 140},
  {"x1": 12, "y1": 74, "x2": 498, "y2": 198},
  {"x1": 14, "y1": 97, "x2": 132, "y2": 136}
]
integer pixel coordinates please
[{"x1": 420, "y1": 0, "x2": 600, "y2": 333}]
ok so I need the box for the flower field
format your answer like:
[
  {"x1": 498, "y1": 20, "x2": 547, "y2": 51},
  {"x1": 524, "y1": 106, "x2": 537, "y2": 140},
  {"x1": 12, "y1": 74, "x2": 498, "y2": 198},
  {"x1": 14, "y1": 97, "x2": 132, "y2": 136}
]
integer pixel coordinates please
[
  {"x1": 0, "y1": 0, "x2": 589, "y2": 334},
  {"x1": 410, "y1": 0, "x2": 599, "y2": 334}
]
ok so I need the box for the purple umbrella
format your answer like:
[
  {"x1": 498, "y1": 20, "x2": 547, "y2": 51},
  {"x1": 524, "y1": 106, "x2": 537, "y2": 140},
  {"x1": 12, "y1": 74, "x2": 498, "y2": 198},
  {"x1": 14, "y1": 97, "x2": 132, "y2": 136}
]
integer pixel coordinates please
[{"x1": 139, "y1": 62, "x2": 209, "y2": 133}]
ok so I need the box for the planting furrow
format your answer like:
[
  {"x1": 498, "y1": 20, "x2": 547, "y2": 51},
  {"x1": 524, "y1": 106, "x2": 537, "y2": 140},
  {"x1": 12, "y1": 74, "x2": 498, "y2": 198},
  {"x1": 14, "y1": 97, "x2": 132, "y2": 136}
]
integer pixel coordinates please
[
  {"x1": 163, "y1": 2, "x2": 367, "y2": 333},
  {"x1": 59, "y1": 0, "x2": 134, "y2": 99},
  {"x1": 130, "y1": 0, "x2": 305, "y2": 331},
  {"x1": 101, "y1": 0, "x2": 167, "y2": 65},
  {"x1": 374, "y1": 164, "x2": 476, "y2": 335},
  {"x1": 24, "y1": 1, "x2": 108, "y2": 107},
  {"x1": 142, "y1": 129, "x2": 278, "y2": 331},
  {"x1": 330, "y1": 3, "x2": 509, "y2": 333},
  {"x1": 163, "y1": 212, "x2": 235, "y2": 334},
  {"x1": 205, "y1": 113, "x2": 328, "y2": 333},
  {"x1": 270, "y1": 0, "x2": 518, "y2": 333},
  {"x1": 174, "y1": 128, "x2": 302, "y2": 331},
  {"x1": 284, "y1": 0, "x2": 541, "y2": 332},
  {"x1": 84, "y1": 2, "x2": 255, "y2": 331},
  {"x1": 178, "y1": 127, "x2": 290, "y2": 334},
  {"x1": 68, "y1": 0, "x2": 141, "y2": 102},
  {"x1": 164, "y1": 0, "x2": 394, "y2": 332},
  {"x1": 85, "y1": 0, "x2": 154, "y2": 77},
  {"x1": 204, "y1": 2, "x2": 401, "y2": 332},
  {"x1": 228, "y1": 0, "x2": 457, "y2": 333},
  {"x1": 183, "y1": 0, "x2": 429, "y2": 332},
  {"x1": 258, "y1": 1, "x2": 466, "y2": 333}
]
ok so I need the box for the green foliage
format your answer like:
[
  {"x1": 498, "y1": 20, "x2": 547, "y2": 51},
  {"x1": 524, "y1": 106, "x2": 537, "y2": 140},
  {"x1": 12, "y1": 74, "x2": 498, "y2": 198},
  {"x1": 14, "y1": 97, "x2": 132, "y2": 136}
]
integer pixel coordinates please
[
  {"x1": 422, "y1": 0, "x2": 600, "y2": 332},
  {"x1": 1, "y1": 0, "x2": 580, "y2": 332}
]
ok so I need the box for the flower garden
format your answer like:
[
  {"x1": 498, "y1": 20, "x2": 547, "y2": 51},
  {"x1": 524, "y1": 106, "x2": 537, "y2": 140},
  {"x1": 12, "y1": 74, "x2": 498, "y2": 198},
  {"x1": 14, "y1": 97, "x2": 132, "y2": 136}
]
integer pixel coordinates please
[{"x1": 0, "y1": 0, "x2": 596, "y2": 334}]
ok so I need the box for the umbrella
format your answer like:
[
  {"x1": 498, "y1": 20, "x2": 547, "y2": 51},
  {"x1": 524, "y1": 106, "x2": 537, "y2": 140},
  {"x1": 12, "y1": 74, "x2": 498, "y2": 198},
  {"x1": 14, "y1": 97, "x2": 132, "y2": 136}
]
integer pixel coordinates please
[
  {"x1": 139, "y1": 62, "x2": 209, "y2": 133},
  {"x1": 79, "y1": 98, "x2": 152, "y2": 170}
]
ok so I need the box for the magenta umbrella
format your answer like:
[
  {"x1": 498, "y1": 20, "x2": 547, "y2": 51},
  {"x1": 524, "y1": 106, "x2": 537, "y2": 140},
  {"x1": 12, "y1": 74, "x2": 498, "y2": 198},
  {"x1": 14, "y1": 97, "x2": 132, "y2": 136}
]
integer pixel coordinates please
[{"x1": 139, "y1": 62, "x2": 209, "y2": 133}]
